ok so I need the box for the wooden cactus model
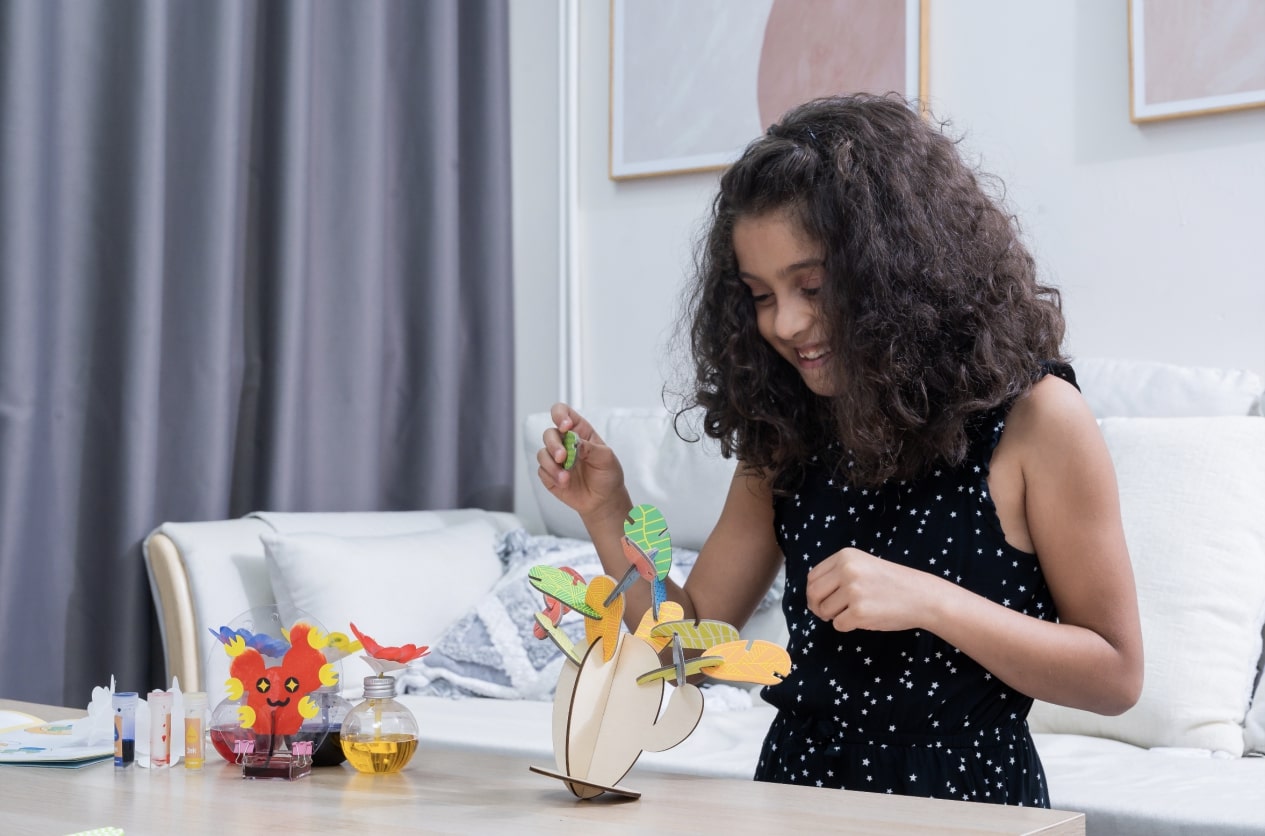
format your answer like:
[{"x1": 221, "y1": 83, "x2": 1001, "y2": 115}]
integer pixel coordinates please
[{"x1": 525, "y1": 505, "x2": 790, "y2": 800}]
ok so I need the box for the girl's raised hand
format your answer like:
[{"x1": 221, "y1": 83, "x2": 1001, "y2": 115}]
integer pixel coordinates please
[{"x1": 536, "y1": 403, "x2": 628, "y2": 520}]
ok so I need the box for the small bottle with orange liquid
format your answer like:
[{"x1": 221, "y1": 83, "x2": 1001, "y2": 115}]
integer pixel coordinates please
[{"x1": 183, "y1": 691, "x2": 208, "y2": 770}]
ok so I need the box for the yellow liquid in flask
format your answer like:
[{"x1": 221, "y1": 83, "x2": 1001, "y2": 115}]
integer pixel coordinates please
[{"x1": 341, "y1": 733, "x2": 418, "y2": 774}]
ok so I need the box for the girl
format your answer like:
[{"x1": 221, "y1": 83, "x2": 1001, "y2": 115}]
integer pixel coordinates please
[{"x1": 537, "y1": 94, "x2": 1142, "y2": 806}]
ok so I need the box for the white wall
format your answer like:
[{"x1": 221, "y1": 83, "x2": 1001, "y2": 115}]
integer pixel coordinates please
[
  {"x1": 509, "y1": 1, "x2": 564, "y2": 531},
  {"x1": 930, "y1": 2, "x2": 1265, "y2": 377},
  {"x1": 510, "y1": 1, "x2": 1265, "y2": 519}
]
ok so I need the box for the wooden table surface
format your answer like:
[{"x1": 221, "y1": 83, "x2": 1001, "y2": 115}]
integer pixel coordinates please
[{"x1": 2, "y1": 699, "x2": 1084, "y2": 835}]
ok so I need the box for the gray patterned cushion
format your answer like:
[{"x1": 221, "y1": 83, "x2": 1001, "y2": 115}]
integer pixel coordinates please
[{"x1": 400, "y1": 529, "x2": 702, "y2": 700}]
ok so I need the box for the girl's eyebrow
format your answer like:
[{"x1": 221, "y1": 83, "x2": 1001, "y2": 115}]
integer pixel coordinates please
[{"x1": 738, "y1": 258, "x2": 825, "y2": 282}]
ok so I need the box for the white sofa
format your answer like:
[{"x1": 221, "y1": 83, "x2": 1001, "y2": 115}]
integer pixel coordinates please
[{"x1": 143, "y1": 358, "x2": 1265, "y2": 835}]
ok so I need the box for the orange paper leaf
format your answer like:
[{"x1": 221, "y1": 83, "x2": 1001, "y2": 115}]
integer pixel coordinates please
[
  {"x1": 700, "y1": 639, "x2": 791, "y2": 685},
  {"x1": 583, "y1": 576, "x2": 624, "y2": 662}
]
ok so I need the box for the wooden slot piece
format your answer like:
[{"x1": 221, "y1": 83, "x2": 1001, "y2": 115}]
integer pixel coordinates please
[{"x1": 528, "y1": 765, "x2": 641, "y2": 800}]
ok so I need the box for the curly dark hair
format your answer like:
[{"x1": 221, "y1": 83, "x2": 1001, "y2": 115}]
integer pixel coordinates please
[{"x1": 675, "y1": 94, "x2": 1066, "y2": 491}]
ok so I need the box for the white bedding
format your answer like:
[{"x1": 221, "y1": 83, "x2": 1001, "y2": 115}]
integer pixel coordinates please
[{"x1": 1033, "y1": 733, "x2": 1265, "y2": 836}]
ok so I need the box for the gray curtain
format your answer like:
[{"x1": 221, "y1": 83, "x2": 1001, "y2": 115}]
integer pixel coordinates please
[{"x1": 0, "y1": 0, "x2": 513, "y2": 707}]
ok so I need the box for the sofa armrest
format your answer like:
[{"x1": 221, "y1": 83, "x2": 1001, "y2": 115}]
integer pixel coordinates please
[
  {"x1": 144, "y1": 532, "x2": 199, "y2": 691},
  {"x1": 143, "y1": 517, "x2": 278, "y2": 692}
]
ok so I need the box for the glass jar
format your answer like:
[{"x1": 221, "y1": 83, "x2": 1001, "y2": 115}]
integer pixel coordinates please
[
  {"x1": 208, "y1": 696, "x2": 251, "y2": 764},
  {"x1": 308, "y1": 686, "x2": 353, "y2": 767},
  {"x1": 339, "y1": 675, "x2": 418, "y2": 774}
]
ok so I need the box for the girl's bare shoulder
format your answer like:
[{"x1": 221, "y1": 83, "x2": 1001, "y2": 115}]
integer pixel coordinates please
[{"x1": 1004, "y1": 372, "x2": 1099, "y2": 451}]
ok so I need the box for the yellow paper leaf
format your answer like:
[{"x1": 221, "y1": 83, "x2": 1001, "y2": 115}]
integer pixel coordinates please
[
  {"x1": 535, "y1": 612, "x2": 581, "y2": 665},
  {"x1": 700, "y1": 640, "x2": 791, "y2": 685},
  {"x1": 584, "y1": 576, "x2": 624, "y2": 662},
  {"x1": 632, "y1": 601, "x2": 684, "y2": 650},
  {"x1": 648, "y1": 619, "x2": 740, "y2": 649},
  {"x1": 635, "y1": 655, "x2": 724, "y2": 686}
]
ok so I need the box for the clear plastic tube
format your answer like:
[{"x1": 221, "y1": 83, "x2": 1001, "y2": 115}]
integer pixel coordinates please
[
  {"x1": 148, "y1": 690, "x2": 173, "y2": 768},
  {"x1": 112, "y1": 692, "x2": 138, "y2": 768}
]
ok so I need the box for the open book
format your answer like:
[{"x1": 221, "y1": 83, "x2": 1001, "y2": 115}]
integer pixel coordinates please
[{"x1": 0, "y1": 709, "x2": 113, "y2": 768}]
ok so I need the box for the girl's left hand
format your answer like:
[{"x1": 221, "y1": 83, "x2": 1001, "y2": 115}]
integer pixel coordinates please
[{"x1": 806, "y1": 548, "x2": 939, "y2": 633}]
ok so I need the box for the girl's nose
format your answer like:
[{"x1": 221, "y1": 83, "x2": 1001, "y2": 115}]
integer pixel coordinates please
[{"x1": 774, "y1": 297, "x2": 813, "y2": 342}]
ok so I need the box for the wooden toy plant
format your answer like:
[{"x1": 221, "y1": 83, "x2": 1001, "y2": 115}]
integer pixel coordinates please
[{"x1": 526, "y1": 503, "x2": 790, "y2": 800}]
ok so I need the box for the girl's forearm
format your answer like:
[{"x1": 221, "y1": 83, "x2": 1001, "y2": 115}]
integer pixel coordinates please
[{"x1": 924, "y1": 577, "x2": 1141, "y2": 714}]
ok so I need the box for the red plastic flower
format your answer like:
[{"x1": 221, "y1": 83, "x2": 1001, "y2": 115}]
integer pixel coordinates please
[{"x1": 349, "y1": 622, "x2": 430, "y2": 664}]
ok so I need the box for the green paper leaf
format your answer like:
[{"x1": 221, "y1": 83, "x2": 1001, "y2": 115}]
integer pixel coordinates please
[
  {"x1": 624, "y1": 503, "x2": 672, "y2": 581},
  {"x1": 527, "y1": 565, "x2": 600, "y2": 619}
]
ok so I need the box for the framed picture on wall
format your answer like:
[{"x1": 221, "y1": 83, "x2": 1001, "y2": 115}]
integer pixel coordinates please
[
  {"x1": 609, "y1": 0, "x2": 929, "y2": 181},
  {"x1": 1128, "y1": 0, "x2": 1265, "y2": 123}
]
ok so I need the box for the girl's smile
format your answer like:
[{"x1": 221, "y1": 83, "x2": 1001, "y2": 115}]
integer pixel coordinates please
[{"x1": 733, "y1": 211, "x2": 837, "y2": 395}]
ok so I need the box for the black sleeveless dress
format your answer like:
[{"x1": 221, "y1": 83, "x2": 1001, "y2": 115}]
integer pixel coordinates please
[{"x1": 753, "y1": 367, "x2": 1074, "y2": 806}]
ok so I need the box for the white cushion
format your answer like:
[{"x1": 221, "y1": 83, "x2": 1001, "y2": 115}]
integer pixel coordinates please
[
  {"x1": 1074, "y1": 357, "x2": 1263, "y2": 418},
  {"x1": 1034, "y1": 732, "x2": 1265, "y2": 835},
  {"x1": 260, "y1": 520, "x2": 504, "y2": 688},
  {"x1": 1246, "y1": 666, "x2": 1265, "y2": 754},
  {"x1": 249, "y1": 508, "x2": 522, "y2": 537},
  {"x1": 1028, "y1": 417, "x2": 1265, "y2": 755},
  {"x1": 524, "y1": 409, "x2": 737, "y2": 551}
]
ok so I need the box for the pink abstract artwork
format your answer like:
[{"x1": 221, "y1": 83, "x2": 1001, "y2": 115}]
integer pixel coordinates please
[
  {"x1": 1129, "y1": 0, "x2": 1265, "y2": 122},
  {"x1": 611, "y1": 0, "x2": 925, "y2": 180},
  {"x1": 756, "y1": 0, "x2": 906, "y2": 130}
]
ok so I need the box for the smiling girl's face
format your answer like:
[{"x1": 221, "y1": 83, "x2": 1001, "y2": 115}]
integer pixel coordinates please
[{"x1": 734, "y1": 210, "x2": 838, "y2": 397}]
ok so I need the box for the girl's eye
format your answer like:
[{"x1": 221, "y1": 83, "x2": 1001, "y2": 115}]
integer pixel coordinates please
[
  {"x1": 751, "y1": 292, "x2": 774, "y2": 306},
  {"x1": 802, "y1": 286, "x2": 821, "y2": 298}
]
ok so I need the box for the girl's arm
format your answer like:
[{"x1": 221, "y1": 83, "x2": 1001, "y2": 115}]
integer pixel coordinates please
[
  {"x1": 957, "y1": 374, "x2": 1143, "y2": 713},
  {"x1": 677, "y1": 466, "x2": 784, "y2": 629},
  {"x1": 540, "y1": 405, "x2": 783, "y2": 631}
]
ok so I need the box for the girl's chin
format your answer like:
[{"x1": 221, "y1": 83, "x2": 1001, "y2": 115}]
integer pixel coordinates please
[{"x1": 798, "y1": 368, "x2": 839, "y2": 397}]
